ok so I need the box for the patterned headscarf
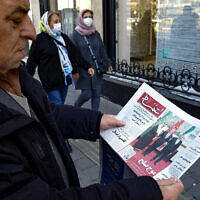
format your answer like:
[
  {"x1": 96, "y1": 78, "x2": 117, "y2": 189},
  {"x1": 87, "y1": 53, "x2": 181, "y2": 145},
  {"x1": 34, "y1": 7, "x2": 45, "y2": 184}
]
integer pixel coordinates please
[
  {"x1": 40, "y1": 11, "x2": 58, "y2": 38},
  {"x1": 75, "y1": 9, "x2": 96, "y2": 36},
  {"x1": 40, "y1": 11, "x2": 73, "y2": 86}
]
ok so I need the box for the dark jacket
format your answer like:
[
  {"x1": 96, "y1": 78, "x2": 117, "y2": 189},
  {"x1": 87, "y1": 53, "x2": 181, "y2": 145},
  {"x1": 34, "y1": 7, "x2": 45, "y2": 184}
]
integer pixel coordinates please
[
  {"x1": 151, "y1": 131, "x2": 172, "y2": 148},
  {"x1": 26, "y1": 32, "x2": 91, "y2": 92},
  {"x1": 71, "y1": 30, "x2": 111, "y2": 90},
  {"x1": 0, "y1": 66, "x2": 162, "y2": 200},
  {"x1": 133, "y1": 125, "x2": 159, "y2": 150},
  {"x1": 161, "y1": 137, "x2": 182, "y2": 155}
]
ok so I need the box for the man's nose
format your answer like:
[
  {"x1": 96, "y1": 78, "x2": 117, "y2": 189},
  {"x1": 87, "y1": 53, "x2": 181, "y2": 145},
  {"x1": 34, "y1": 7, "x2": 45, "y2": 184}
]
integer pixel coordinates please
[{"x1": 21, "y1": 15, "x2": 36, "y2": 40}]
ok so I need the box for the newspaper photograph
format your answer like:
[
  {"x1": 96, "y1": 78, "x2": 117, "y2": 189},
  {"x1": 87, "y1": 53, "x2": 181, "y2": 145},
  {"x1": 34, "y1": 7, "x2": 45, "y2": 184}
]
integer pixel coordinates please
[{"x1": 101, "y1": 83, "x2": 200, "y2": 180}]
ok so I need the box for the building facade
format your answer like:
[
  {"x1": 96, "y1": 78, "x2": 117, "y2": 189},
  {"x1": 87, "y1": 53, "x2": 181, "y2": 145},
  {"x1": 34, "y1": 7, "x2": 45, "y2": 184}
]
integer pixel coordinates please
[
  {"x1": 102, "y1": 0, "x2": 200, "y2": 118},
  {"x1": 30, "y1": 0, "x2": 200, "y2": 118}
]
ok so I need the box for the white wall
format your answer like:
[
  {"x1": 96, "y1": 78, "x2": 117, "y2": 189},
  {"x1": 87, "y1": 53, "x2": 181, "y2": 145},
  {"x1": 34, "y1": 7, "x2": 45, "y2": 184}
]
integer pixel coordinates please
[
  {"x1": 118, "y1": 0, "x2": 131, "y2": 62},
  {"x1": 58, "y1": 0, "x2": 74, "y2": 9},
  {"x1": 76, "y1": 0, "x2": 91, "y2": 10},
  {"x1": 30, "y1": 0, "x2": 41, "y2": 34},
  {"x1": 92, "y1": 0, "x2": 103, "y2": 37}
]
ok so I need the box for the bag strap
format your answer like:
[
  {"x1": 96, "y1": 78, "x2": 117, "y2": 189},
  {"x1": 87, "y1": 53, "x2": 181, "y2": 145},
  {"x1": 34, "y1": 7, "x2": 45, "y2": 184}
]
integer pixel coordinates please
[{"x1": 83, "y1": 36, "x2": 100, "y2": 71}]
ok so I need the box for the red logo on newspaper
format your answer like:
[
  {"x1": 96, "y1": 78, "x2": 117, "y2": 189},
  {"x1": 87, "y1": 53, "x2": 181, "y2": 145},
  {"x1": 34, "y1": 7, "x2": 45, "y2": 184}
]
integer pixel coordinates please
[{"x1": 137, "y1": 93, "x2": 166, "y2": 117}]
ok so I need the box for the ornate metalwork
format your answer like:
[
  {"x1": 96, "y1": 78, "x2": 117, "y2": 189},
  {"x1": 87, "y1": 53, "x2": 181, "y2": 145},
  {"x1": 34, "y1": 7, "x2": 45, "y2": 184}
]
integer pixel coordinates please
[{"x1": 108, "y1": 59, "x2": 200, "y2": 97}]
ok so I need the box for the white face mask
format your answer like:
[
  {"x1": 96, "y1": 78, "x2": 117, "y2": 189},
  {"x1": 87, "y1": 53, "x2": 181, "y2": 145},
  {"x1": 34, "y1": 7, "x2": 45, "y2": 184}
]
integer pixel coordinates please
[
  {"x1": 83, "y1": 18, "x2": 93, "y2": 27},
  {"x1": 52, "y1": 23, "x2": 62, "y2": 33}
]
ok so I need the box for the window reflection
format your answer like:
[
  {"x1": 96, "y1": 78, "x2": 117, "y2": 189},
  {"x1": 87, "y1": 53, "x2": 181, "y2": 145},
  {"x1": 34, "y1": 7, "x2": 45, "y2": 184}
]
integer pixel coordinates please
[
  {"x1": 156, "y1": 2, "x2": 200, "y2": 72},
  {"x1": 120, "y1": 0, "x2": 158, "y2": 65}
]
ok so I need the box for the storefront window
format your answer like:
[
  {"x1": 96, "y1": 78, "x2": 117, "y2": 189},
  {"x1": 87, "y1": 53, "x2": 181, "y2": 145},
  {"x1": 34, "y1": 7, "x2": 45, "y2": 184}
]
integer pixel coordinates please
[
  {"x1": 156, "y1": 1, "x2": 200, "y2": 73},
  {"x1": 58, "y1": 0, "x2": 91, "y2": 11},
  {"x1": 58, "y1": 0, "x2": 74, "y2": 9},
  {"x1": 118, "y1": 0, "x2": 158, "y2": 65},
  {"x1": 57, "y1": 0, "x2": 91, "y2": 35},
  {"x1": 117, "y1": 0, "x2": 200, "y2": 74}
]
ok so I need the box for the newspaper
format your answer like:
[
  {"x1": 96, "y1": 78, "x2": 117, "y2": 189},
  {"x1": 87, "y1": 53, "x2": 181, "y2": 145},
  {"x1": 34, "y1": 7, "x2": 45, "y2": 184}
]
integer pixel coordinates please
[{"x1": 101, "y1": 83, "x2": 200, "y2": 180}]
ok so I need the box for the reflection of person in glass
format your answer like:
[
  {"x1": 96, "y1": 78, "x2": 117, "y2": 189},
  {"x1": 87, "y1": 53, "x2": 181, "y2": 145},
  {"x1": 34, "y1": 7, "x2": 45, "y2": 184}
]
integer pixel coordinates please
[
  {"x1": 151, "y1": 136, "x2": 183, "y2": 166},
  {"x1": 169, "y1": 5, "x2": 200, "y2": 62},
  {"x1": 132, "y1": 9, "x2": 156, "y2": 57},
  {"x1": 171, "y1": 5, "x2": 199, "y2": 39}
]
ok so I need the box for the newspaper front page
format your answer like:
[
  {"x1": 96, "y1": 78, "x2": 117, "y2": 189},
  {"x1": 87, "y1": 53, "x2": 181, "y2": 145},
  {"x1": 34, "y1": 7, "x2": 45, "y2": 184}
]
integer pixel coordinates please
[{"x1": 101, "y1": 83, "x2": 200, "y2": 180}]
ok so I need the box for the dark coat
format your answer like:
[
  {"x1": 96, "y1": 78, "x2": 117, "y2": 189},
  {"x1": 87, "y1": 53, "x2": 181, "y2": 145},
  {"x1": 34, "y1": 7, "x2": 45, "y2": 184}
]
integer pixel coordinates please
[
  {"x1": 0, "y1": 66, "x2": 162, "y2": 200},
  {"x1": 155, "y1": 137, "x2": 182, "y2": 164},
  {"x1": 71, "y1": 30, "x2": 111, "y2": 90},
  {"x1": 160, "y1": 137, "x2": 182, "y2": 155},
  {"x1": 26, "y1": 32, "x2": 91, "y2": 92},
  {"x1": 143, "y1": 131, "x2": 173, "y2": 156},
  {"x1": 151, "y1": 131, "x2": 172, "y2": 149},
  {"x1": 133, "y1": 125, "x2": 159, "y2": 150}
]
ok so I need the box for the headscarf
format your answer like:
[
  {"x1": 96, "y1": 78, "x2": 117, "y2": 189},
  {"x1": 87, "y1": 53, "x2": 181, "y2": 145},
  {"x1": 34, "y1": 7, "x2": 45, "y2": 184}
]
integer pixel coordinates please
[
  {"x1": 75, "y1": 9, "x2": 96, "y2": 36},
  {"x1": 40, "y1": 11, "x2": 73, "y2": 86},
  {"x1": 40, "y1": 11, "x2": 57, "y2": 38}
]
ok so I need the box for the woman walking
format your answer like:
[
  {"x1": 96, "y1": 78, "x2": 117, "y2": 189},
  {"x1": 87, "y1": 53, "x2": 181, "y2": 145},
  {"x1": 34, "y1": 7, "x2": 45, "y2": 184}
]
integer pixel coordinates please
[
  {"x1": 27, "y1": 11, "x2": 94, "y2": 104},
  {"x1": 71, "y1": 9, "x2": 112, "y2": 111},
  {"x1": 26, "y1": 11, "x2": 94, "y2": 152}
]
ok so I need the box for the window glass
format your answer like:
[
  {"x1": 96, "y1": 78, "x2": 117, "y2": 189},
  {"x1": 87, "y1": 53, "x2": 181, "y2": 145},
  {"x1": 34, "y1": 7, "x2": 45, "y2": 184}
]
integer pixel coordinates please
[
  {"x1": 118, "y1": 0, "x2": 158, "y2": 66},
  {"x1": 58, "y1": 0, "x2": 91, "y2": 35},
  {"x1": 118, "y1": 0, "x2": 200, "y2": 74},
  {"x1": 156, "y1": 1, "x2": 200, "y2": 73}
]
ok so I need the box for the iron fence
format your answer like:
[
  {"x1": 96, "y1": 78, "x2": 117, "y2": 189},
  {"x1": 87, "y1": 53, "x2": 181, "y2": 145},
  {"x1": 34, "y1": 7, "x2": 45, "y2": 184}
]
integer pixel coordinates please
[{"x1": 107, "y1": 59, "x2": 200, "y2": 97}]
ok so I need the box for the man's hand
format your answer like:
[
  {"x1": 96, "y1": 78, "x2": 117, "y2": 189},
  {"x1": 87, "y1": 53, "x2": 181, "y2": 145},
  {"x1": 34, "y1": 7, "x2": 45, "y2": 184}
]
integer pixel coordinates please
[
  {"x1": 100, "y1": 114, "x2": 125, "y2": 132},
  {"x1": 88, "y1": 68, "x2": 95, "y2": 76},
  {"x1": 157, "y1": 178, "x2": 184, "y2": 200}
]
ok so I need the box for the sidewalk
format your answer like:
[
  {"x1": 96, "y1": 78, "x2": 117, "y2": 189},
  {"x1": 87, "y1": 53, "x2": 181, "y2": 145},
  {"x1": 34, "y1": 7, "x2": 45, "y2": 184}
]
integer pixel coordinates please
[{"x1": 67, "y1": 86, "x2": 200, "y2": 199}]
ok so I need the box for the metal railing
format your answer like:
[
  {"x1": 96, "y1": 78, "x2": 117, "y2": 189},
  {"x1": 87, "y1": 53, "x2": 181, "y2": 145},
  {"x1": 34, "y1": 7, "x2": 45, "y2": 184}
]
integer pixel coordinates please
[{"x1": 107, "y1": 59, "x2": 200, "y2": 98}]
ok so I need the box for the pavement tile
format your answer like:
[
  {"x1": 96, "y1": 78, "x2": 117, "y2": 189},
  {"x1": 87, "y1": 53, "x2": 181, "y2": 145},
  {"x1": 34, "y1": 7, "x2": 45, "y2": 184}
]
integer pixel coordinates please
[
  {"x1": 181, "y1": 172, "x2": 198, "y2": 191},
  {"x1": 69, "y1": 142, "x2": 85, "y2": 161},
  {"x1": 178, "y1": 192, "x2": 197, "y2": 200},
  {"x1": 78, "y1": 174, "x2": 92, "y2": 187},
  {"x1": 74, "y1": 156, "x2": 95, "y2": 171},
  {"x1": 71, "y1": 139, "x2": 100, "y2": 165},
  {"x1": 188, "y1": 158, "x2": 200, "y2": 182},
  {"x1": 82, "y1": 165, "x2": 100, "y2": 181},
  {"x1": 188, "y1": 182, "x2": 200, "y2": 200}
]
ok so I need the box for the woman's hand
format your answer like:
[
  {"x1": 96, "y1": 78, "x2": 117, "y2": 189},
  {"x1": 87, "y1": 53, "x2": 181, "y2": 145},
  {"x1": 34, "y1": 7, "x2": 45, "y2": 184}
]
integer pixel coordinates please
[
  {"x1": 73, "y1": 73, "x2": 79, "y2": 81},
  {"x1": 88, "y1": 68, "x2": 94, "y2": 76},
  {"x1": 107, "y1": 66, "x2": 113, "y2": 72}
]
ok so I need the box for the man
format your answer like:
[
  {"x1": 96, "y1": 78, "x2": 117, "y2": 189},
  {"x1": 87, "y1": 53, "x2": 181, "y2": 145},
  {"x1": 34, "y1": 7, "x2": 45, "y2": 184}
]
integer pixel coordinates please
[
  {"x1": 133, "y1": 125, "x2": 159, "y2": 150},
  {"x1": 153, "y1": 137, "x2": 182, "y2": 166},
  {"x1": 0, "y1": 0, "x2": 183, "y2": 200},
  {"x1": 143, "y1": 131, "x2": 172, "y2": 156}
]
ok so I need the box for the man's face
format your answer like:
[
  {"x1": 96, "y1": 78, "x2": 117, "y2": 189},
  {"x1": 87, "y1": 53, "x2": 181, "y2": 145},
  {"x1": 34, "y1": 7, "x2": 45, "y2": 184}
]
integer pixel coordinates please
[{"x1": 0, "y1": 0, "x2": 36, "y2": 73}]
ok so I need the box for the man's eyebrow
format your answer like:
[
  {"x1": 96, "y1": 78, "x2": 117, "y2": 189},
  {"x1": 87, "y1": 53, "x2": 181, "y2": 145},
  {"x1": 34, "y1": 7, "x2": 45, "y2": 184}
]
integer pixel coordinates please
[{"x1": 8, "y1": 6, "x2": 29, "y2": 17}]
